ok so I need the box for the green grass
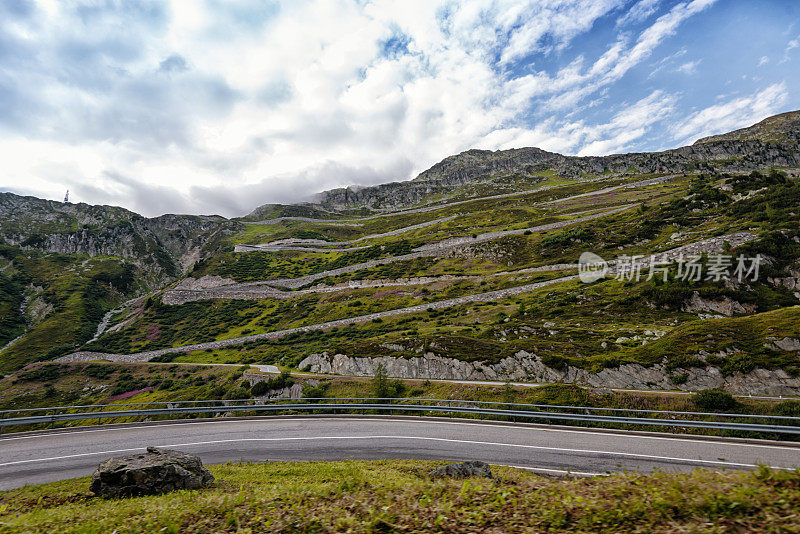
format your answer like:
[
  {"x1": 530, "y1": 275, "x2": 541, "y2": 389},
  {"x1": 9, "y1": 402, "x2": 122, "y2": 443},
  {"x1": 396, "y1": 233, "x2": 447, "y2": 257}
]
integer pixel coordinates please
[
  {"x1": 0, "y1": 252, "x2": 140, "y2": 372},
  {"x1": 1, "y1": 461, "x2": 799, "y2": 533}
]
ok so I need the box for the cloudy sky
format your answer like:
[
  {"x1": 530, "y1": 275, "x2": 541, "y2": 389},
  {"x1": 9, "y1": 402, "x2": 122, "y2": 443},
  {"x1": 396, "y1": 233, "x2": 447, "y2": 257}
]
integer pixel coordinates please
[{"x1": 1, "y1": 0, "x2": 799, "y2": 217}]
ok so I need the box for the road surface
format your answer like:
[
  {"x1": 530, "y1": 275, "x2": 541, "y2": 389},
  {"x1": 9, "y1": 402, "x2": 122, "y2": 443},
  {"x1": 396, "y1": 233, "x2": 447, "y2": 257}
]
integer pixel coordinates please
[{"x1": 1, "y1": 416, "x2": 798, "y2": 490}]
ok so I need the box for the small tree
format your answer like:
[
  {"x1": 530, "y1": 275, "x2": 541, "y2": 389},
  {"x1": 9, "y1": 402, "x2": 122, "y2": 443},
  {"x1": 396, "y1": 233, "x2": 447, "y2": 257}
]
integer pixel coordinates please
[{"x1": 372, "y1": 363, "x2": 390, "y2": 399}]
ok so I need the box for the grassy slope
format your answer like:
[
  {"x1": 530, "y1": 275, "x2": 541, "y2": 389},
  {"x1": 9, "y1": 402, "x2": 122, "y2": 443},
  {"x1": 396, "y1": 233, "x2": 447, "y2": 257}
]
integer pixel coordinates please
[
  {"x1": 1, "y1": 461, "x2": 799, "y2": 533},
  {"x1": 0, "y1": 253, "x2": 138, "y2": 373}
]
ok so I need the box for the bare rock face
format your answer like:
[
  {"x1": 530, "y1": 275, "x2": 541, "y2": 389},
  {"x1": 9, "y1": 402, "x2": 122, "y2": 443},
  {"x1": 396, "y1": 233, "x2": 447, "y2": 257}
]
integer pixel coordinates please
[
  {"x1": 429, "y1": 461, "x2": 493, "y2": 479},
  {"x1": 682, "y1": 292, "x2": 757, "y2": 316},
  {"x1": 90, "y1": 447, "x2": 214, "y2": 498},
  {"x1": 299, "y1": 350, "x2": 800, "y2": 396}
]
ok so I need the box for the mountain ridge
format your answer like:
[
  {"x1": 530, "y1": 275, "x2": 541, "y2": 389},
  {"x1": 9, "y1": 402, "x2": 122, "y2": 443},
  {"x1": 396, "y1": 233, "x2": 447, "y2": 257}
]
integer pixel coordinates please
[{"x1": 250, "y1": 109, "x2": 800, "y2": 217}]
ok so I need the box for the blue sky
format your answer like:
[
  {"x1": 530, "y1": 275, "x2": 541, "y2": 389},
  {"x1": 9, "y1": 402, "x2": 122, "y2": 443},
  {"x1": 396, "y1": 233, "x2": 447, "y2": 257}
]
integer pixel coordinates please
[{"x1": 0, "y1": 0, "x2": 798, "y2": 217}]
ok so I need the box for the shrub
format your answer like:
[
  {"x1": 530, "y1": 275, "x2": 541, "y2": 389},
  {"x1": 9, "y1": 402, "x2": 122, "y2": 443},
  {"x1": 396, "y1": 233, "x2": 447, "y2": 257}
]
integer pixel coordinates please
[
  {"x1": 251, "y1": 380, "x2": 270, "y2": 396},
  {"x1": 223, "y1": 387, "x2": 251, "y2": 400},
  {"x1": 693, "y1": 389, "x2": 737, "y2": 411},
  {"x1": 302, "y1": 381, "x2": 331, "y2": 399},
  {"x1": 207, "y1": 385, "x2": 227, "y2": 398},
  {"x1": 772, "y1": 400, "x2": 800, "y2": 417},
  {"x1": 721, "y1": 353, "x2": 756, "y2": 376},
  {"x1": 541, "y1": 354, "x2": 568, "y2": 371},
  {"x1": 83, "y1": 364, "x2": 116, "y2": 379},
  {"x1": 670, "y1": 373, "x2": 688, "y2": 385},
  {"x1": 534, "y1": 384, "x2": 589, "y2": 406},
  {"x1": 17, "y1": 363, "x2": 61, "y2": 382},
  {"x1": 251, "y1": 371, "x2": 295, "y2": 396}
]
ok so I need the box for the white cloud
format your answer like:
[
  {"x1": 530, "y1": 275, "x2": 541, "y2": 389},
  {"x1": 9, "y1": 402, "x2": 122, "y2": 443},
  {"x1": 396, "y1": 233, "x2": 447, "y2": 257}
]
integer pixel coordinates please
[
  {"x1": 0, "y1": 0, "x2": 720, "y2": 217},
  {"x1": 617, "y1": 0, "x2": 660, "y2": 27},
  {"x1": 676, "y1": 59, "x2": 700, "y2": 74},
  {"x1": 670, "y1": 82, "x2": 789, "y2": 144},
  {"x1": 782, "y1": 34, "x2": 800, "y2": 63},
  {"x1": 577, "y1": 90, "x2": 676, "y2": 155},
  {"x1": 758, "y1": 55, "x2": 770, "y2": 67}
]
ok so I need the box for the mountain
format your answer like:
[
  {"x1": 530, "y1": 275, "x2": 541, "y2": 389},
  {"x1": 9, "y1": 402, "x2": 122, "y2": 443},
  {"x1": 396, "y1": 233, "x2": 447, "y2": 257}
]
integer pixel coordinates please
[
  {"x1": 247, "y1": 111, "x2": 800, "y2": 215},
  {"x1": 0, "y1": 193, "x2": 241, "y2": 278},
  {"x1": 1, "y1": 110, "x2": 800, "y2": 395},
  {"x1": 0, "y1": 195, "x2": 241, "y2": 370}
]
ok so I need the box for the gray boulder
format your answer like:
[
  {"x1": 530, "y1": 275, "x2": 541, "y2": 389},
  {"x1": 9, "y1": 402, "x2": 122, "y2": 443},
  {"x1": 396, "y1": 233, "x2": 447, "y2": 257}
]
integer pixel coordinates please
[
  {"x1": 90, "y1": 447, "x2": 214, "y2": 498},
  {"x1": 429, "y1": 461, "x2": 493, "y2": 479}
]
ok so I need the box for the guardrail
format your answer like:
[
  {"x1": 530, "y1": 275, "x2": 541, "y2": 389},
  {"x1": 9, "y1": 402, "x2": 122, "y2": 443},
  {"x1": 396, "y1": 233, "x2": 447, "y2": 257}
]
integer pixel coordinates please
[{"x1": 2, "y1": 398, "x2": 800, "y2": 436}]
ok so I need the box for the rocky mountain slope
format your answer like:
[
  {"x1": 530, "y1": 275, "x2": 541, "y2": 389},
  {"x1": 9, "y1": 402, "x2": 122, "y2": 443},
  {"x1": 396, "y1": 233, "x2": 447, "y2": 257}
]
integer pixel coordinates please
[
  {"x1": 0, "y1": 193, "x2": 242, "y2": 278},
  {"x1": 0, "y1": 195, "x2": 242, "y2": 370},
  {"x1": 2, "y1": 110, "x2": 800, "y2": 395}
]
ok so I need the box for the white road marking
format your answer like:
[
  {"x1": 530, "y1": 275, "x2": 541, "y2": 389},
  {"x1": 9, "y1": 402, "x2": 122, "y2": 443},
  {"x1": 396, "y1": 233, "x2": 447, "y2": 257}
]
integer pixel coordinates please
[
  {"x1": 0, "y1": 435, "x2": 793, "y2": 470},
  {"x1": 1, "y1": 417, "x2": 797, "y2": 452}
]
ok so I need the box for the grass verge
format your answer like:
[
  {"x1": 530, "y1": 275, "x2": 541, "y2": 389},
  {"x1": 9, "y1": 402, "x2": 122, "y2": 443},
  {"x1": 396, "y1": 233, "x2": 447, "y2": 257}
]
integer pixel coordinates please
[{"x1": 1, "y1": 460, "x2": 799, "y2": 533}]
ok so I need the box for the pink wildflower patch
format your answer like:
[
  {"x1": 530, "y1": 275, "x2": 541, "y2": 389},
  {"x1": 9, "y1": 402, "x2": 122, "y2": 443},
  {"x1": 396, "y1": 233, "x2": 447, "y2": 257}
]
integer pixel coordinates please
[
  {"x1": 107, "y1": 387, "x2": 154, "y2": 401},
  {"x1": 373, "y1": 289, "x2": 404, "y2": 299},
  {"x1": 145, "y1": 324, "x2": 160, "y2": 340}
]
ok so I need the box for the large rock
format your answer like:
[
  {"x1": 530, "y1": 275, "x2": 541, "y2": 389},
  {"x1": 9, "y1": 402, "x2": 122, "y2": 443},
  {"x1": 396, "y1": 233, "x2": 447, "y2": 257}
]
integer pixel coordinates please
[
  {"x1": 429, "y1": 461, "x2": 493, "y2": 479},
  {"x1": 90, "y1": 447, "x2": 214, "y2": 498},
  {"x1": 682, "y1": 292, "x2": 757, "y2": 316}
]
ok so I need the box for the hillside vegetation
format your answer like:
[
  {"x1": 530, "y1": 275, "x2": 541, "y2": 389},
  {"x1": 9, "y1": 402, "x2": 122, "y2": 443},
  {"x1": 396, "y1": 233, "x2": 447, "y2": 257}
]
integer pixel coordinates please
[{"x1": 0, "y1": 112, "x2": 799, "y2": 396}]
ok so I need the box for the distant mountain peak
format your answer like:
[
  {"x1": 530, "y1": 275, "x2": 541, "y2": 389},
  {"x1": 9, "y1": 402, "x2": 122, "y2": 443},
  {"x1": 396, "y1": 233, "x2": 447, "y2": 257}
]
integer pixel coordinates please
[{"x1": 694, "y1": 109, "x2": 800, "y2": 145}]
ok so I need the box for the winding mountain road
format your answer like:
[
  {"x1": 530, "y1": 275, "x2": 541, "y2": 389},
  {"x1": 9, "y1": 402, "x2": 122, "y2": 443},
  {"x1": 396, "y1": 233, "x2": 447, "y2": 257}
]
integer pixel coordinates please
[
  {"x1": 242, "y1": 174, "x2": 668, "y2": 227},
  {"x1": 1, "y1": 416, "x2": 798, "y2": 490}
]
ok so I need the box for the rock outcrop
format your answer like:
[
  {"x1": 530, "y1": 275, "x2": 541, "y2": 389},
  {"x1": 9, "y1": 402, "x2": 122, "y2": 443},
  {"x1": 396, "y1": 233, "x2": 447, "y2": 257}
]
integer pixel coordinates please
[
  {"x1": 299, "y1": 351, "x2": 800, "y2": 396},
  {"x1": 682, "y1": 292, "x2": 757, "y2": 316},
  {"x1": 769, "y1": 338, "x2": 800, "y2": 351},
  {"x1": 90, "y1": 447, "x2": 214, "y2": 498}
]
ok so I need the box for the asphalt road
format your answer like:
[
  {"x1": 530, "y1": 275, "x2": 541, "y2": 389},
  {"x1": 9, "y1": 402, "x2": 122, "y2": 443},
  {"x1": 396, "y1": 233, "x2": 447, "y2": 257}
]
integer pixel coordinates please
[{"x1": 1, "y1": 416, "x2": 798, "y2": 490}]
